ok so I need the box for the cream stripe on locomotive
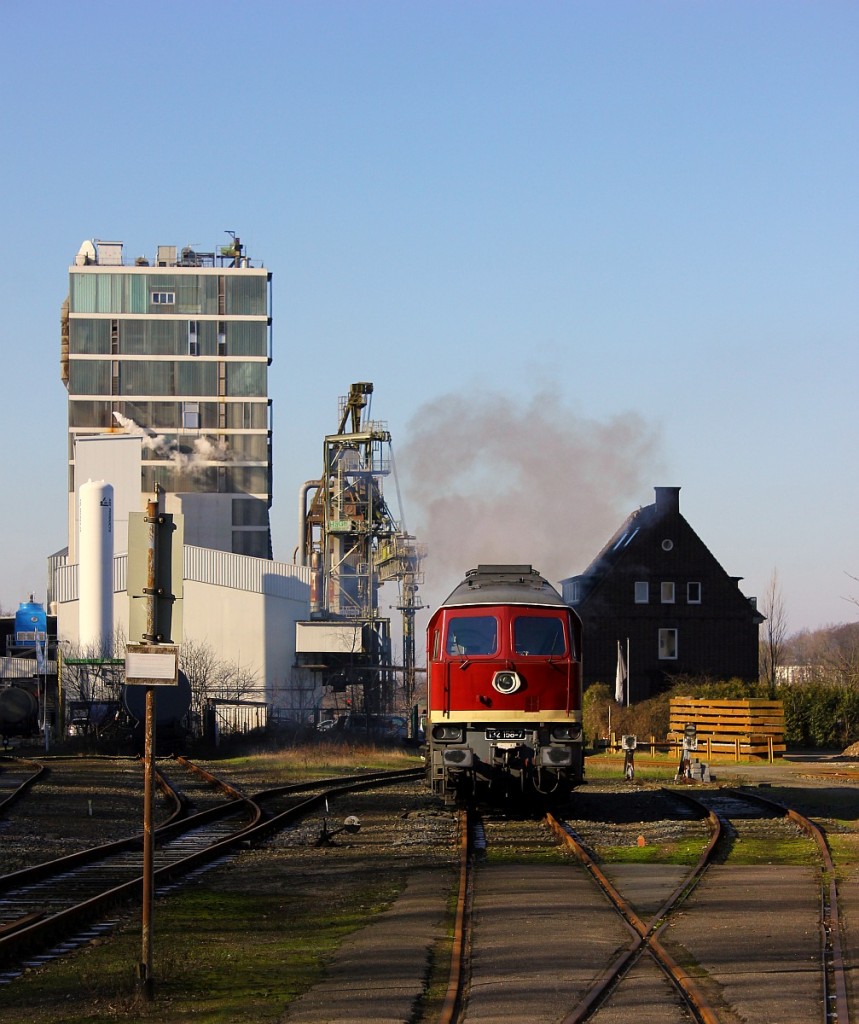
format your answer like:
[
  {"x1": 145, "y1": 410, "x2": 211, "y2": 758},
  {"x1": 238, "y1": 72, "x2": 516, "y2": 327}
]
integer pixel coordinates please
[{"x1": 433, "y1": 710, "x2": 582, "y2": 723}]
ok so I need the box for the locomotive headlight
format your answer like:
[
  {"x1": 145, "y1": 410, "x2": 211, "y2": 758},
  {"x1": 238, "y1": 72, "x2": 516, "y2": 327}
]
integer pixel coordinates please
[
  {"x1": 492, "y1": 671, "x2": 522, "y2": 695},
  {"x1": 551, "y1": 723, "x2": 582, "y2": 741},
  {"x1": 432, "y1": 724, "x2": 465, "y2": 743}
]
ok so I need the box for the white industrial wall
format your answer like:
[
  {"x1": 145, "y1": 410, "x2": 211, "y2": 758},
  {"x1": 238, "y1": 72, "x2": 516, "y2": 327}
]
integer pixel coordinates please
[
  {"x1": 70, "y1": 434, "x2": 143, "y2": 561},
  {"x1": 54, "y1": 547, "x2": 314, "y2": 717}
]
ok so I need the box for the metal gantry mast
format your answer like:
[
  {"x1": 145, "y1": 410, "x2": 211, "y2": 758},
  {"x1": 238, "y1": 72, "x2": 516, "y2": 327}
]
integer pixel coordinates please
[{"x1": 299, "y1": 383, "x2": 424, "y2": 716}]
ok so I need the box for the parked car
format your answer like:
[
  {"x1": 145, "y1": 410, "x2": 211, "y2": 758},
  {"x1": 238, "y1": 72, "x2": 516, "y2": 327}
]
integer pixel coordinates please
[{"x1": 316, "y1": 713, "x2": 407, "y2": 740}]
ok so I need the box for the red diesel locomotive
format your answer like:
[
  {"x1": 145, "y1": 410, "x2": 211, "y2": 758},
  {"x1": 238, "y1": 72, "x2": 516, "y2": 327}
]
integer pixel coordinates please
[{"x1": 426, "y1": 564, "x2": 584, "y2": 802}]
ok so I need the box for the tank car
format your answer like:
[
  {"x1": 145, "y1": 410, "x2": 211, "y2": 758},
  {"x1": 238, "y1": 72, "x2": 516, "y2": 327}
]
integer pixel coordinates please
[
  {"x1": 0, "y1": 684, "x2": 39, "y2": 739},
  {"x1": 426, "y1": 564, "x2": 583, "y2": 803}
]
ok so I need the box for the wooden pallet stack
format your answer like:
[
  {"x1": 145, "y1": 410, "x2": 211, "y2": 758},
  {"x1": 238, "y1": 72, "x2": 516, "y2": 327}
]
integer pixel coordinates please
[{"x1": 669, "y1": 697, "x2": 786, "y2": 761}]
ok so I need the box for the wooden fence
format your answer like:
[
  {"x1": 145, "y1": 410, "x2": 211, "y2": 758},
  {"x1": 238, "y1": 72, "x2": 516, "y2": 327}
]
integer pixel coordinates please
[{"x1": 668, "y1": 697, "x2": 785, "y2": 761}]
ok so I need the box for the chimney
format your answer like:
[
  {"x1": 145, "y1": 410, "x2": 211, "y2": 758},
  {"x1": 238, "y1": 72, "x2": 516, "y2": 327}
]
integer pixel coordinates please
[{"x1": 654, "y1": 487, "x2": 681, "y2": 514}]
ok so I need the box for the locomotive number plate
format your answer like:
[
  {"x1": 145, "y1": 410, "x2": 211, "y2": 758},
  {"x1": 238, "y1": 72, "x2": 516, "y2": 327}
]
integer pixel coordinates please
[{"x1": 485, "y1": 728, "x2": 527, "y2": 740}]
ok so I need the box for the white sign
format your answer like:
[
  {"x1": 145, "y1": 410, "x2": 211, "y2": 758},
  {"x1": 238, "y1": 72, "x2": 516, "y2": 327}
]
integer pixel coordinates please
[{"x1": 125, "y1": 644, "x2": 179, "y2": 686}]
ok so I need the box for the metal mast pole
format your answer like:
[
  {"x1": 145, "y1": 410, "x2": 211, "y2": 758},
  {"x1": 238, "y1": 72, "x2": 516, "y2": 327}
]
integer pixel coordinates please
[{"x1": 138, "y1": 495, "x2": 158, "y2": 1000}]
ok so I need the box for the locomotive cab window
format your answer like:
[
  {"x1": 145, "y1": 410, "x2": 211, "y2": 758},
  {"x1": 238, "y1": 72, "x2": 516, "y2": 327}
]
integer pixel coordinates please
[
  {"x1": 446, "y1": 616, "x2": 498, "y2": 656},
  {"x1": 513, "y1": 616, "x2": 566, "y2": 656}
]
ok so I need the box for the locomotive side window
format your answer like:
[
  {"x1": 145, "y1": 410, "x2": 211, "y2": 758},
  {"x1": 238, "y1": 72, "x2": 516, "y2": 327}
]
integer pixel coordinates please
[
  {"x1": 432, "y1": 629, "x2": 441, "y2": 660},
  {"x1": 514, "y1": 616, "x2": 566, "y2": 656},
  {"x1": 446, "y1": 616, "x2": 498, "y2": 656}
]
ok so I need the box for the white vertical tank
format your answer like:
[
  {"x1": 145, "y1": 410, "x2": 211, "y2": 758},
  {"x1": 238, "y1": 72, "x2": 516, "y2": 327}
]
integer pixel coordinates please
[{"x1": 78, "y1": 480, "x2": 114, "y2": 655}]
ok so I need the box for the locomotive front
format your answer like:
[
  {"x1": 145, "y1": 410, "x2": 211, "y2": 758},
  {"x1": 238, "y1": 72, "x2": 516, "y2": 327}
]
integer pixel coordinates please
[{"x1": 426, "y1": 564, "x2": 583, "y2": 803}]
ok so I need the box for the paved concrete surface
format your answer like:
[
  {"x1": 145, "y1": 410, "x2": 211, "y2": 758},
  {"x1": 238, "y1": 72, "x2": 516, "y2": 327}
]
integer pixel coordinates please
[
  {"x1": 836, "y1": 865, "x2": 859, "y2": 1021},
  {"x1": 666, "y1": 865, "x2": 821, "y2": 1024},
  {"x1": 696, "y1": 751, "x2": 859, "y2": 1022},
  {"x1": 600, "y1": 864, "x2": 690, "y2": 919},
  {"x1": 589, "y1": 955, "x2": 693, "y2": 1024},
  {"x1": 278, "y1": 755, "x2": 853, "y2": 1023},
  {"x1": 462, "y1": 862, "x2": 630, "y2": 1024},
  {"x1": 279, "y1": 868, "x2": 451, "y2": 1024}
]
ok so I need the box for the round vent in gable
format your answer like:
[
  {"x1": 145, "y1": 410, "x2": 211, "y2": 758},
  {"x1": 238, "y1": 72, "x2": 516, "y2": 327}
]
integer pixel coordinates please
[{"x1": 662, "y1": 539, "x2": 674, "y2": 551}]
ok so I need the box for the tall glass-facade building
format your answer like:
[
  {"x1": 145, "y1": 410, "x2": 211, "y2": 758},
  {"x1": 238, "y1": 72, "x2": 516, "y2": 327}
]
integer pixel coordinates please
[{"x1": 61, "y1": 238, "x2": 273, "y2": 559}]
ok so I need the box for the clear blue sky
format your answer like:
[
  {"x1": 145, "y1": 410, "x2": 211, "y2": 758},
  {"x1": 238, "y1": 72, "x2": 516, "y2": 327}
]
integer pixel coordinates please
[{"x1": 1, "y1": 1, "x2": 856, "y2": 634}]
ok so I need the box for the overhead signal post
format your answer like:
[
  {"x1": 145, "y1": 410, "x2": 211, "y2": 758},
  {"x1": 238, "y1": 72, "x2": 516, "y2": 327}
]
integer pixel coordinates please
[{"x1": 125, "y1": 494, "x2": 183, "y2": 1000}]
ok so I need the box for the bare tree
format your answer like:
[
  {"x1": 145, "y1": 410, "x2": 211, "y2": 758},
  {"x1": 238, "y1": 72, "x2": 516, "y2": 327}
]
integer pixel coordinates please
[
  {"x1": 60, "y1": 630, "x2": 126, "y2": 737},
  {"x1": 179, "y1": 638, "x2": 223, "y2": 727},
  {"x1": 213, "y1": 661, "x2": 259, "y2": 703},
  {"x1": 759, "y1": 568, "x2": 788, "y2": 698},
  {"x1": 179, "y1": 639, "x2": 262, "y2": 735}
]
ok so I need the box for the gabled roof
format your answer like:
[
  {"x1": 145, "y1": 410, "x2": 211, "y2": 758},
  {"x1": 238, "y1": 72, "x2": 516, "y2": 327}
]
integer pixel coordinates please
[
  {"x1": 561, "y1": 485, "x2": 764, "y2": 624},
  {"x1": 562, "y1": 493, "x2": 667, "y2": 589},
  {"x1": 571, "y1": 504, "x2": 653, "y2": 582}
]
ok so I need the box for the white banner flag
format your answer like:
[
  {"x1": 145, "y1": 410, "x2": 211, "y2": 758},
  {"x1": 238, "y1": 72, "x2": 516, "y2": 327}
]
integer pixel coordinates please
[{"x1": 615, "y1": 641, "x2": 627, "y2": 705}]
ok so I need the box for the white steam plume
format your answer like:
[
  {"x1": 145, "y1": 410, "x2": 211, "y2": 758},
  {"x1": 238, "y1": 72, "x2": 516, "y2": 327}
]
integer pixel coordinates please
[
  {"x1": 398, "y1": 387, "x2": 664, "y2": 607},
  {"x1": 112, "y1": 412, "x2": 232, "y2": 471}
]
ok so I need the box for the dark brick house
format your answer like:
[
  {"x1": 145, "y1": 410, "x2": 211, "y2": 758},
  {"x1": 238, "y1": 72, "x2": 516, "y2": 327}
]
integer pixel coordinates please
[{"x1": 560, "y1": 487, "x2": 763, "y2": 700}]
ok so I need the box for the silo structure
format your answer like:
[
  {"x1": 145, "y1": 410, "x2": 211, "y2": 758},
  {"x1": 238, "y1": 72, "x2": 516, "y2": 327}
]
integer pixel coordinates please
[{"x1": 78, "y1": 480, "x2": 114, "y2": 655}]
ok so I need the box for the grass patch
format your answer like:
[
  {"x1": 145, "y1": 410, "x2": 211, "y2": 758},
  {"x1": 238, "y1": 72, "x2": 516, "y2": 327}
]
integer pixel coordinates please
[
  {"x1": 584, "y1": 752, "x2": 692, "y2": 783},
  {"x1": 719, "y1": 835, "x2": 817, "y2": 866},
  {"x1": 584, "y1": 761, "x2": 678, "y2": 783},
  {"x1": 6, "y1": 862, "x2": 406, "y2": 1024},
  {"x1": 201, "y1": 743, "x2": 422, "y2": 785},
  {"x1": 821, "y1": 832, "x2": 859, "y2": 866},
  {"x1": 594, "y1": 838, "x2": 706, "y2": 865},
  {"x1": 483, "y1": 845, "x2": 571, "y2": 865}
]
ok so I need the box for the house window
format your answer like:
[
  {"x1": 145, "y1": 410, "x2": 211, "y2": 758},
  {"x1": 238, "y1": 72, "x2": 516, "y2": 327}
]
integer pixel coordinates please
[
  {"x1": 565, "y1": 581, "x2": 580, "y2": 603},
  {"x1": 151, "y1": 291, "x2": 175, "y2": 305},
  {"x1": 634, "y1": 581, "x2": 649, "y2": 603},
  {"x1": 182, "y1": 402, "x2": 200, "y2": 430},
  {"x1": 188, "y1": 321, "x2": 199, "y2": 356},
  {"x1": 687, "y1": 582, "x2": 702, "y2": 604},
  {"x1": 659, "y1": 628, "x2": 678, "y2": 660},
  {"x1": 661, "y1": 582, "x2": 675, "y2": 604}
]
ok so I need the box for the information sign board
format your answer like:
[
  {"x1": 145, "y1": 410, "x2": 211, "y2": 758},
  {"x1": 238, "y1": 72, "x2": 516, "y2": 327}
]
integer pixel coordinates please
[{"x1": 125, "y1": 643, "x2": 179, "y2": 686}]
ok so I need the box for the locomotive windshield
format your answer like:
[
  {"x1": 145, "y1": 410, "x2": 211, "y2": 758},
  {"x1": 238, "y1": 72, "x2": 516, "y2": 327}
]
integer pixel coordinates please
[
  {"x1": 513, "y1": 615, "x2": 566, "y2": 656},
  {"x1": 446, "y1": 616, "x2": 498, "y2": 656}
]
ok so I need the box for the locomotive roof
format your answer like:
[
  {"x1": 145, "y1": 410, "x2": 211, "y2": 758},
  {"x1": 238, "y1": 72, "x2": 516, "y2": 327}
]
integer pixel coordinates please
[{"x1": 440, "y1": 564, "x2": 568, "y2": 608}]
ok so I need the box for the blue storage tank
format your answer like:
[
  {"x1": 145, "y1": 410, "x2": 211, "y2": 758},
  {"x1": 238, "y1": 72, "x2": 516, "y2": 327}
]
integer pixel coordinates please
[{"x1": 15, "y1": 597, "x2": 47, "y2": 643}]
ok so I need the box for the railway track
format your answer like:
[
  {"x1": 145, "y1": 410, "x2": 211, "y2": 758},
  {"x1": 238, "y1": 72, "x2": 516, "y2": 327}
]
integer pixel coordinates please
[
  {"x1": 2, "y1": 760, "x2": 850, "y2": 1021},
  {"x1": 440, "y1": 786, "x2": 850, "y2": 1024},
  {"x1": 0, "y1": 755, "x2": 45, "y2": 815},
  {"x1": 0, "y1": 759, "x2": 423, "y2": 986},
  {"x1": 0, "y1": 755, "x2": 175, "y2": 875}
]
